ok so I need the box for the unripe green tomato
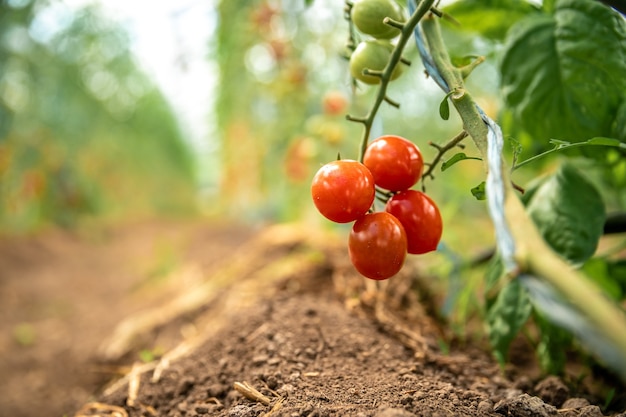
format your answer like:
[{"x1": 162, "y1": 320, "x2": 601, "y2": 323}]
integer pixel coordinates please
[
  {"x1": 349, "y1": 40, "x2": 403, "y2": 85},
  {"x1": 351, "y1": 0, "x2": 405, "y2": 39}
]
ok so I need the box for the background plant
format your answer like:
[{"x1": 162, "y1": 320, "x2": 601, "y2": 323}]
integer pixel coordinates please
[{"x1": 0, "y1": 1, "x2": 197, "y2": 232}]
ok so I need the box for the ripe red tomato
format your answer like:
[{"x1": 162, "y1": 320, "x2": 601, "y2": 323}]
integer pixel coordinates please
[
  {"x1": 385, "y1": 190, "x2": 442, "y2": 254},
  {"x1": 322, "y1": 91, "x2": 349, "y2": 116},
  {"x1": 311, "y1": 160, "x2": 375, "y2": 223},
  {"x1": 363, "y1": 135, "x2": 424, "y2": 191},
  {"x1": 349, "y1": 212, "x2": 407, "y2": 280}
]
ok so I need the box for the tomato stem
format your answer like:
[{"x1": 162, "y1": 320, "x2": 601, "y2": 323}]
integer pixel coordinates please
[
  {"x1": 345, "y1": 0, "x2": 436, "y2": 163},
  {"x1": 383, "y1": 96, "x2": 400, "y2": 108},
  {"x1": 382, "y1": 17, "x2": 405, "y2": 30},
  {"x1": 421, "y1": 130, "x2": 468, "y2": 183},
  {"x1": 362, "y1": 68, "x2": 384, "y2": 79},
  {"x1": 458, "y1": 56, "x2": 485, "y2": 80}
]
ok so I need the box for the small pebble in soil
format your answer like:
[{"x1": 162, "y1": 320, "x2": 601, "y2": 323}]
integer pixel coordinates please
[
  {"x1": 578, "y1": 405, "x2": 604, "y2": 417},
  {"x1": 562, "y1": 398, "x2": 591, "y2": 409},
  {"x1": 477, "y1": 399, "x2": 494, "y2": 414},
  {"x1": 494, "y1": 393, "x2": 558, "y2": 417},
  {"x1": 374, "y1": 407, "x2": 417, "y2": 417},
  {"x1": 534, "y1": 376, "x2": 569, "y2": 408}
]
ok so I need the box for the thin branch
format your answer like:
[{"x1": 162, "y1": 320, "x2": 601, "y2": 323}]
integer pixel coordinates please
[
  {"x1": 421, "y1": 130, "x2": 468, "y2": 181},
  {"x1": 513, "y1": 138, "x2": 626, "y2": 171}
]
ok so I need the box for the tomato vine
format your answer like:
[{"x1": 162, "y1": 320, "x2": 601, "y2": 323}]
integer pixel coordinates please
[
  {"x1": 344, "y1": 0, "x2": 436, "y2": 164},
  {"x1": 318, "y1": 0, "x2": 626, "y2": 382}
]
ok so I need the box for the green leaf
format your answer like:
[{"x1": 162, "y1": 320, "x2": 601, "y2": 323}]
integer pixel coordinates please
[
  {"x1": 500, "y1": 0, "x2": 626, "y2": 143},
  {"x1": 441, "y1": 152, "x2": 482, "y2": 172},
  {"x1": 514, "y1": 136, "x2": 626, "y2": 170},
  {"x1": 443, "y1": 0, "x2": 540, "y2": 40},
  {"x1": 487, "y1": 279, "x2": 532, "y2": 366},
  {"x1": 485, "y1": 255, "x2": 504, "y2": 296},
  {"x1": 439, "y1": 96, "x2": 450, "y2": 121},
  {"x1": 471, "y1": 181, "x2": 486, "y2": 200},
  {"x1": 582, "y1": 258, "x2": 623, "y2": 301},
  {"x1": 439, "y1": 90, "x2": 456, "y2": 121},
  {"x1": 609, "y1": 260, "x2": 626, "y2": 297},
  {"x1": 611, "y1": 99, "x2": 626, "y2": 142},
  {"x1": 526, "y1": 162, "x2": 606, "y2": 264},
  {"x1": 586, "y1": 137, "x2": 625, "y2": 148},
  {"x1": 520, "y1": 173, "x2": 549, "y2": 206},
  {"x1": 535, "y1": 311, "x2": 572, "y2": 375}
]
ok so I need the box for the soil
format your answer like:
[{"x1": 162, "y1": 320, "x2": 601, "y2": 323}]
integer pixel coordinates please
[{"x1": 1, "y1": 219, "x2": 625, "y2": 417}]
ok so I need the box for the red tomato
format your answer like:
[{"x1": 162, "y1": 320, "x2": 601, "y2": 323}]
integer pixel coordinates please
[
  {"x1": 311, "y1": 160, "x2": 375, "y2": 223},
  {"x1": 349, "y1": 212, "x2": 407, "y2": 280},
  {"x1": 322, "y1": 91, "x2": 349, "y2": 116},
  {"x1": 385, "y1": 190, "x2": 442, "y2": 254},
  {"x1": 363, "y1": 135, "x2": 423, "y2": 191}
]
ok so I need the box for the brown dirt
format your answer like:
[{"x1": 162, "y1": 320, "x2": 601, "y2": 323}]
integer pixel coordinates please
[{"x1": 1, "y1": 219, "x2": 625, "y2": 417}]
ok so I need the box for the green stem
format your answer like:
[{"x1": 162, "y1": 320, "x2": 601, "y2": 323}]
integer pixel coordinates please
[
  {"x1": 421, "y1": 17, "x2": 488, "y2": 157},
  {"x1": 513, "y1": 139, "x2": 626, "y2": 170},
  {"x1": 421, "y1": 130, "x2": 468, "y2": 181},
  {"x1": 349, "y1": 0, "x2": 436, "y2": 163},
  {"x1": 422, "y1": 16, "x2": 626, "y2": 375}
]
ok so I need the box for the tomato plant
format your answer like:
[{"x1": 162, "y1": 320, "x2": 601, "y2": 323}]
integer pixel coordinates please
[
  {"x1": 349, "y1": 212, "x2": 407, "y2": 280},
  {"x1": 349, "y1": 40, "x2": 403, "y2": 84},
  {"x1": 328, "y1": 0, "x2": 626, "y2": 383},
  {"x1": 351, "y1": 0, "x2": 405, "y2": 39},
  {"x1": 385, "y1": 190, "x2": 442, "y2": 254},
  {"x1": 363, "y1": 135, "x2": 424, "y2": 191},
  {"x1": 311, "y1": 159, "x2": 375, "y2": 223}
]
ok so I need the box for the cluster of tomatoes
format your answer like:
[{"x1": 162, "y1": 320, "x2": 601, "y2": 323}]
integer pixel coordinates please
[
  {"x1": 311, "y1": 135, "x2": 443, "y2": 280},
  {"x1": 349, "y1": 0, "x2": 407, "y2": 84}
]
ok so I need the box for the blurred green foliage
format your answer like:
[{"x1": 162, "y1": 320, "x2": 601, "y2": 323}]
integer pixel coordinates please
[
  {"x1": 213, "y1": 0, "x2": 497, "y2": 225},
  {"x1": 0, "y1": 0, "x2": 197, "y2": 232}
]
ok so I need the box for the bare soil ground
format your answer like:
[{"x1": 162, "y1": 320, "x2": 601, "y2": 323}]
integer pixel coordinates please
[{"x1": 1, "y1": 219, "x2": 624, "y2": 417}]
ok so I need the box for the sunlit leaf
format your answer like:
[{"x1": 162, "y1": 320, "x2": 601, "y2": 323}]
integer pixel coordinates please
[
  {"x1": 582, "y1": 258, "x2": 623, "y2": 301},
  {"x1": 471, "y1": 181, "x2": 486, "y2": 200},
  {"x1": 444, "y1": 0, "x2": 540, "y2": 40},
  {"x1": 526, "y1": 162, "x2": 605, "y2": 264},
  {"x1": 441, "y1": 152, "x2": 481, "y2": 172},
  {"x1": 587, "y1": 137, "x2": 626, "y2": 148},
  {"x1": 500, "y1": 0, "x2": 626, "y2": 143}
]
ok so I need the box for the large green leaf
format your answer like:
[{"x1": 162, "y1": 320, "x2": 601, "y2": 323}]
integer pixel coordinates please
[
  {"x1": 444, "y1": 0, "x2": 540, "y2": 41},
  {"x1": 613, "y1": 99, "x2": 626, "y2": 142},
  {"x1": 582, "y1": 258, "x2": 623, "y2": 301},
  {"x1": 500, "y1": 0, "x2": 626, "y2": 143},
  {"x1": 526, "y1": 162, "x2": 605, "y2": 264}
]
